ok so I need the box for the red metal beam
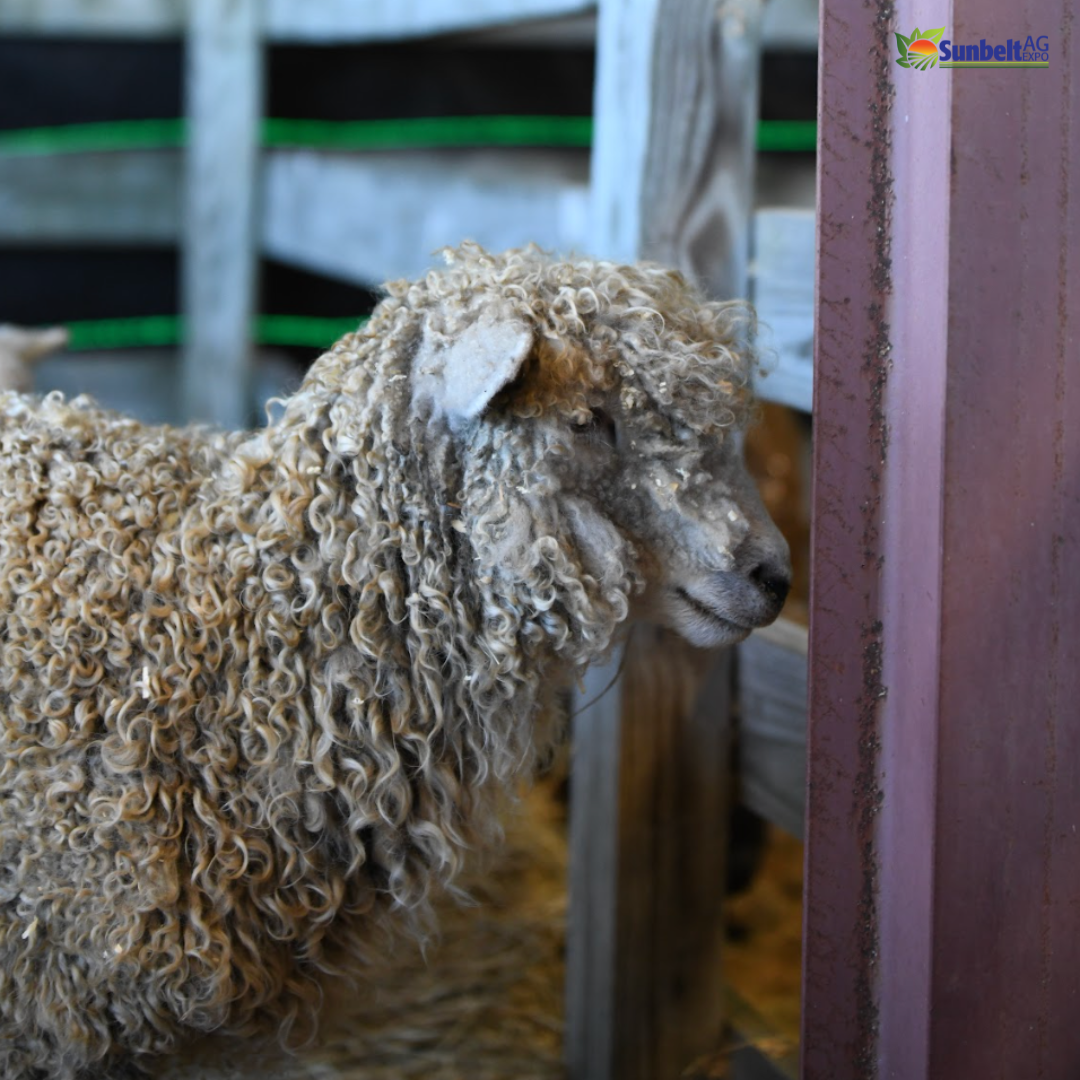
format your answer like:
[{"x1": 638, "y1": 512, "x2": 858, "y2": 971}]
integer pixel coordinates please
[{"x1": 806, "y1": 0, "x2": 1078, "y2": 1077}]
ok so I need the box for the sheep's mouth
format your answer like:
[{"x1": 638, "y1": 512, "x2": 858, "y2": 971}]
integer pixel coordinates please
[{"x1": 673, "y1": 587, "x2": 750, "y2": 638}]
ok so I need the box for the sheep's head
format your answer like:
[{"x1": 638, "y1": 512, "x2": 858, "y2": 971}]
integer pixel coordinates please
[
  {"x1": 0, "y1": 324, "x2": 68, "y2": 393},
  {"x1": 402, "y1": 246, "x2": 790, "y2": 652}
]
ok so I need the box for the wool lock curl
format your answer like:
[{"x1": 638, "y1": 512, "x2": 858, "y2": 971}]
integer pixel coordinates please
[{"x1": 0, "y1": 244, "x2": 760, "y2": 1079}]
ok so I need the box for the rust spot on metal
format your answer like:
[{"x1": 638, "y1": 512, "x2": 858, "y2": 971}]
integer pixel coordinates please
[
  {"x1": 850, "y1": 1, "x2": 897, "y2": 1073},
  {"x1": 851, "y1": 619, "x2": 886, "y2": 1074}
]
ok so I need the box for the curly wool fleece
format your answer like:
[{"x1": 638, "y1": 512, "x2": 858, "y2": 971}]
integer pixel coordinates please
[{"x1": 0, "y1": 244, "x2": 759, "y2": 1078}]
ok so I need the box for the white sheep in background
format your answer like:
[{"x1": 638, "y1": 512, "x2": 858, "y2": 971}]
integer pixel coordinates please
[
  {"x1": 0, "y1": 245, "x2": 789, "y2": 1078},
  {"x1": 0, "y1": 324, "x2": 68, "y2": 393}
]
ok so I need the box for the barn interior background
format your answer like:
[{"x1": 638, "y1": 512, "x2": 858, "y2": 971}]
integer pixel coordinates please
[{"x1": 0, "y1": 2, "x2": 818, "y2": 1077}]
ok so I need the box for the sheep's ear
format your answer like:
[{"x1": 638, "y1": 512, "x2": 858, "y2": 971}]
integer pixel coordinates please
[
  {"x1": 414, "y1": 313, "x2": 533, "y2": 422},
  {"x1": 0, "y1": 324, "x2": 69, "y2": 362}
]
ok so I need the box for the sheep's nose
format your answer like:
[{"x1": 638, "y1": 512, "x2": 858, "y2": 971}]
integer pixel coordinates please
[{"x1": 749, "y1": 558, "x2": 791, "y2": 608}]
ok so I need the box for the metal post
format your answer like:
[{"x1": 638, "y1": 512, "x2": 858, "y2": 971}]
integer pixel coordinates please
[{"x1": 805, "y1": 1, "x2": 1079, "y2": 1077}]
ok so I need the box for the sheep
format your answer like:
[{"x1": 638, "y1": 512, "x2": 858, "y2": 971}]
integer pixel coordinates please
[
  {"x1": 0, "y1": 324, "x2": 69, "y2": 393},
  {"x1": 0, "y1": 243, "x2": 790, "y2": 1079}
]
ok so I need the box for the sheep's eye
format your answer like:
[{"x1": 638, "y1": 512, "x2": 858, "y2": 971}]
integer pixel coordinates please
[
  {"x1": 572, "y1": 406, "x2": 618, "y2": 448},
  {"x1": 673, "y1": 421, "x2": 696, "y2": 444}
]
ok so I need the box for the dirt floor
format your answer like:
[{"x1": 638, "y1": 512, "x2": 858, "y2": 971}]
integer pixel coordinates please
[{"x1": 720, "y1": 826, "x2": 804, "y2": 1074}]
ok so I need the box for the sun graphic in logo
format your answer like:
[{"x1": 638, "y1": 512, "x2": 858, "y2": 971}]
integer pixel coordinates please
[{"x1": 895, "y1": 26, "x2": 946, "y2": 69}]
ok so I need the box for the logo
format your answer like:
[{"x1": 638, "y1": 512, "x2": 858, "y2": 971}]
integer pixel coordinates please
[
  {"x1": 895, "y1": 27, "x2": 945, "y2": 69},
  {"x1": 896, "y1": 28, "x2": 1050, "y2": 69}
]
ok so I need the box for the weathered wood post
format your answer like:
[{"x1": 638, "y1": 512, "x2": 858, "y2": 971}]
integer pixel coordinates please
[
  {"x1": 567, "y1": 3, "x2": 763, "y2": 1078},
  {"x1": 182, "y1": 0, "x2": 262, "y2": 426},
  {"x1": 805, "y1": 0, "x2": 1079, "y2": 1076}
]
